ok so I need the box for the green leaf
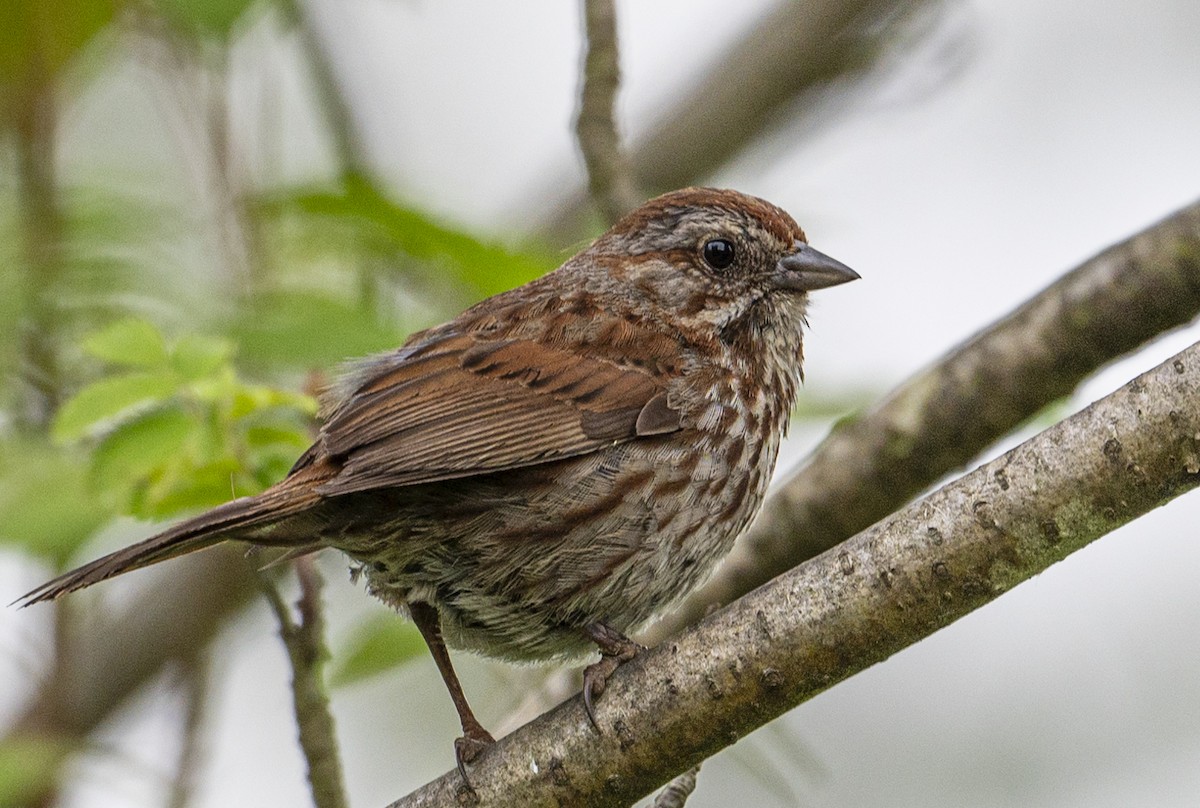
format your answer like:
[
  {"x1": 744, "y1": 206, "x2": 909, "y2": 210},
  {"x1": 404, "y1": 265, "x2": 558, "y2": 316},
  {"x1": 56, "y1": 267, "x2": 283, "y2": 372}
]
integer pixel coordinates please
[
  {"x1": 243, "y1": 422, "x2": 312, "y2": 452},
  {"x1": 82, "y1": 318, "x2": 168, "y2": 368},
  {"x1": 331, "y1": 614, "x2": 427, "y2": 688},
  {"x1": 138, "y1": 455, "x2": 246, "y2": 517},
  {"x1": 0, "y1": 0, "x2": 115, "y2": 90},
  {"x1": 258, "y1": 173, "x2": 554, "y2": 300},
  {"x1": 0, "y1": 737, "x2": 73, "y2": 808},
  {"x1": 239, "y1": 416, "x2": 312, "y2": 488},
  {"x1": 152, "y1": 0, "x2": 256, "y2": 39},
  {"x1": 241, "y1": 419, "x2": 313, "y2": 477},
  {"x1": 187, "y1": 365, "x2": 238, "y2": 407},
  {"x1": 250, "y1": 454, "x2": 297, "y2": 490},
  {"x1": 52, "y1": 371, "x2": 180, "y2": 443},
  {"x1": 230, "y1": 383, "x2": 317, "y2": 420},
  {"x1": 171, "y1": 333, "x2": 234, "y2": 380},
  {"x1": 89, "y1": 406, "x2": 196, "y2": 499},
  {"x1": 0, "y1": 441, "x2": 110, "y2": 565},
  {"x1": 337, "y1": 173, "x2": 548, "y2": 298},
  {"x1": 232, "y1": 290, "x2": 405, "y2": 367}
]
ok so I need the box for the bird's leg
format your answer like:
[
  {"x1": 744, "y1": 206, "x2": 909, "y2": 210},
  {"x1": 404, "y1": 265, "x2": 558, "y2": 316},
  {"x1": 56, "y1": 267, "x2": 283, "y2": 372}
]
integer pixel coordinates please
[
  {"x1": 409, "y1": 601, "x2": 495, "y2": 783},
  {"x1": 582, "y1": 621, "x2": 643, "y2": 729}
]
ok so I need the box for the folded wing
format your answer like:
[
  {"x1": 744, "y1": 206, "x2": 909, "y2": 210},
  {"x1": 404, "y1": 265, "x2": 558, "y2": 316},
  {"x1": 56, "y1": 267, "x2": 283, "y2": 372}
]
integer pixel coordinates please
[{"x1": 299, "y1": 330, "x2": 682, "y2": 496}]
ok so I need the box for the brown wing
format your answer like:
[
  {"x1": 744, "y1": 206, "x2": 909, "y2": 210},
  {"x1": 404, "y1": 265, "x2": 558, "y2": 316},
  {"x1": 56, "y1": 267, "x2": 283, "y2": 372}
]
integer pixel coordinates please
[{"x1": 302, "y1": 329, "x2": 682, "y2": 497}]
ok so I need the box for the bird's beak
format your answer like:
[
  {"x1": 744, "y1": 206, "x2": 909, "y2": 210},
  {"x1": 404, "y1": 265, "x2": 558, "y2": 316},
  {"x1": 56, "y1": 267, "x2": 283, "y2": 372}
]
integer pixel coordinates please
[{"x1": 777, "y1": 242, "x2": 860, "y2": 291}]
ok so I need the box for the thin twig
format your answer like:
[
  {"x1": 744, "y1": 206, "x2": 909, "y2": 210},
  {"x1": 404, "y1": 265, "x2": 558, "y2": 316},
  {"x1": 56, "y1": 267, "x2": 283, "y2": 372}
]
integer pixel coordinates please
[
  {"x1": 260, "y1": 559, "x2": 349, "y2": 808},
  {"x1": 544, "y1": 0, "x2": 936, "y2": 239},
  {"x1": 391, "y1": 338, "x2": 1200, "y2": 807},
  {"x1": 282, "y1": 0, "x2": 374, "y2": 176},
  {"x1": 576, "y1": 0, "x2": 639, "y2": 224}
]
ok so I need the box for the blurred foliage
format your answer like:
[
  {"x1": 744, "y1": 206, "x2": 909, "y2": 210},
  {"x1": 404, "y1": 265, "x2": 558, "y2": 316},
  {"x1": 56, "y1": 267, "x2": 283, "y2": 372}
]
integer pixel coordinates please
[
  {"x1": 0, "y1": 0, "x2": 114, "y2": 112},
  {"x1": 53, "y1": 317, "x2": 316, "y2": 521},
  {"x1": 790, "y1": 388, "x2": 880, "y2": 421},
  {"x1": 230, "y1": 284, "x2": 408, "y2": 369},
  {"x1": 0, "y1": 0, "x2": 552, "y2": 797},
  {"x1": 0, "y1": 319, "x2": 316, "y2": 568},
  {"x1": 260, "y1": 172, "x2": 550, "y2": 300},
  {"x1": 0, "y1": 737, "x2": 73, "y2": 808},
  {"x1": 237, "y1": 172, "x2": 553, "y2": 368},
  {"x1": 54, "y1": 184, "x2": 193, "y2": 314},
  {"x1": 330, "y1": 613, "x2": 427, "y2": 688},
  {"x1": 0, "y1": 440, "x2": 111, "y2": 568},
  {"x1": 0, "y1": 179, "x2": 203, "y2": 420},
  {"x1": 0, "y1": 189, "x2": 22, "y2": 399},
  {"x1": 153, "y1": 0, "x2": 259, "y2": 40}
]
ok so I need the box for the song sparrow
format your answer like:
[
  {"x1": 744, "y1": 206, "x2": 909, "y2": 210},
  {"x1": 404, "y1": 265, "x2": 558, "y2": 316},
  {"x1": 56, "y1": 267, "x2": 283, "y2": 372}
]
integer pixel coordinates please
[{"x1": 21, "y1": 187, "x2": 858, "y2": 775}]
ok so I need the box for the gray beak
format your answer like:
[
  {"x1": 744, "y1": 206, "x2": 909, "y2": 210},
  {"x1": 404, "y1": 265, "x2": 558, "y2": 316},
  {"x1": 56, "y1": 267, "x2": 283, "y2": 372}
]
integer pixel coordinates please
[{"x1": 777, "y1": 242, "x2": 860, "y2": 291}]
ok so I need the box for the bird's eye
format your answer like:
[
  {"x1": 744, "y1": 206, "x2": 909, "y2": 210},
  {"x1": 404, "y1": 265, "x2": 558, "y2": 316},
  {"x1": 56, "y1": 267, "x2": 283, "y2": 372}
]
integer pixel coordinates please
[{"x1": 701, "y1": 238, "x2": 735, "y2": 270}]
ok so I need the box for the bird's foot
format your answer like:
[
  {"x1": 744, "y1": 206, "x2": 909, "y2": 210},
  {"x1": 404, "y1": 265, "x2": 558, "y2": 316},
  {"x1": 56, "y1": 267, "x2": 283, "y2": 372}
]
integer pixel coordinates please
[
  {"x1": 453, "y1": 722, "x2": 496, "y2": 786},
  {"x1": 582, "y1": 622, "x2": 643, "y2": 729}
]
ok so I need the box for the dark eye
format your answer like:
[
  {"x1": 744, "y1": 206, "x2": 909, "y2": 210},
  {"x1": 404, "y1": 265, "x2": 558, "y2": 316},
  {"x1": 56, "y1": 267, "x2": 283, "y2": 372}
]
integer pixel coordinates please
[{"x1": 702, "y1": 238, "x2": 735, "y2": 270}]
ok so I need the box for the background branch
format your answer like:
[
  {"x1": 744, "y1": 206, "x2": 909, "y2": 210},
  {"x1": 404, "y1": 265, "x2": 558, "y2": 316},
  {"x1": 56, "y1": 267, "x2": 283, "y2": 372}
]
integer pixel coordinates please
[
  {"x1": 542, "y1": 0, "x2": 935, "y2": 239},
  {"x1": 13, "y1": 35, "x2": 64, "y2": 430},
  {"x1": 392, "y1": 338, "x2": 1200, "y2": 807},
  {"x1": 260, "y1": 558, "x2": 348, "y2": 808},
  {"x1": 15, "y1": 548, "x2": 256, "y2": 739},
  {"x1": 4, "y1": 3, "x2": 1195, "y2": 806},
  {"x1": 166, "y1": 653, "x2": 211, "y2": 808},
  {"x1": 576, "y1": 0, "x2": 639, "y2": 224},
  {"x1": 283, "y1": 0, "x2": 375, "y2": 176}
]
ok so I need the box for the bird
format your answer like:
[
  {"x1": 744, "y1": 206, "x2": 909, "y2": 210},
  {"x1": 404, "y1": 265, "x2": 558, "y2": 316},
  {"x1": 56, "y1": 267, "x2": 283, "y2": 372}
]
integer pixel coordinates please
[{"x1": 19, "y1": 187, "x2": 859, "y2": 777}]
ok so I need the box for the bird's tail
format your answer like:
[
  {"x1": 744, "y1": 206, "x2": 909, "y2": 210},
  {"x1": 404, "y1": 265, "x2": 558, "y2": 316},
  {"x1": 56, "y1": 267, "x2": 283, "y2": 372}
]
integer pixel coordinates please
[{"x1": 16, "y1": 472, "x2": 324, "y2": 606}]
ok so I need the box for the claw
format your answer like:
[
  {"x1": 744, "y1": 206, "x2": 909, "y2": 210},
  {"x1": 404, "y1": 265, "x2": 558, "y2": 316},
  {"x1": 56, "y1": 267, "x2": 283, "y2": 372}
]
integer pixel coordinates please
[
  {"x1": 581, "y1": 622, "x2": 642, "y2": 730},
  {"x1": 453, "y1": 729, "x2": 494, "y2": 787},
  {"x1": 583, "y1": 655, "x2": 620, "y2": 729}
]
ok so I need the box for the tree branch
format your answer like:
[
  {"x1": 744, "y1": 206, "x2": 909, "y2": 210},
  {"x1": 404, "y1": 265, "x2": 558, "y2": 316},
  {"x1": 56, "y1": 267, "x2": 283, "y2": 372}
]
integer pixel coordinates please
[
  {"x1": 649, "y1": 195, "x2": 1200, "y2": 642},
  {"x1": 391, "y1": 339, "x2": 1200, "y2": 807},
  {"x1": 15, "y1": 548, "x2": 257, "y2": 738},
  {"x1": 283, "y1": 0, "x2": 375, "y2": 177},
  {"x1": 11, "y1": 547, "x2": 256, "y2": 805},
  {"x1": 576, "y1": 0, "x2": 639, "y2": 224},
  {"x1": 166, "y1": 653, "x2": 210, "y2": 808},
  {"x1": 13, "y1": 31, "x2": 65, "y2": 430},
  {"x1": 261, "y1": 559, "x2": 348, "y2": 808}
]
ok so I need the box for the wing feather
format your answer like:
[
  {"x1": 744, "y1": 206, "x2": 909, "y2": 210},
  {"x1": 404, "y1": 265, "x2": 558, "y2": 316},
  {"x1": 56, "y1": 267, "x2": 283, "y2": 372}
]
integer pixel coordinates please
[{"x1": 307, "y1": 329, "x2": 682, "y2": 496}]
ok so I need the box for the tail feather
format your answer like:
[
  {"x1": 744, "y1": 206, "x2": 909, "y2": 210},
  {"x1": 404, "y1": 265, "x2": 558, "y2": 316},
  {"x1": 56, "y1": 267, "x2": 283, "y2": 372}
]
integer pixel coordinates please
[{"x1": 16, "y1": 477, "x2": 322, "y2": 607}]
